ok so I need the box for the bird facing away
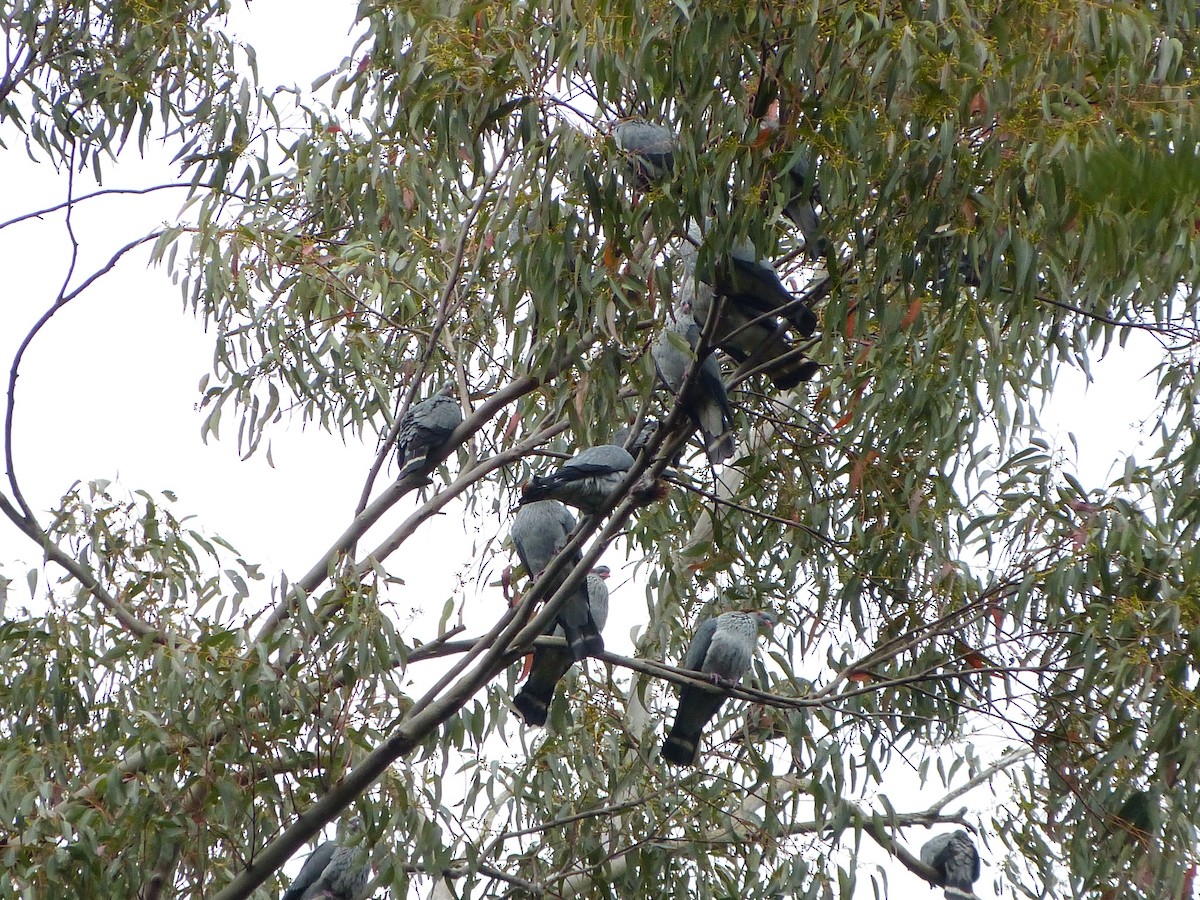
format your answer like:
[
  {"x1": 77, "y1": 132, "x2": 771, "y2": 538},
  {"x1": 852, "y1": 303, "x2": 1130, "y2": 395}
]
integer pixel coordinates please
[
  {"x1": 396, "y1": 383, "x2": 462, "y2": 480},
  {"x1": 513, "y1": 566, "x2": 610, "y2": 726},
  {"x1": 662, "y1": 610, "x2": 776, "y2": 766},
  {"x1": 281, "y1": 835, "x2": 370, "y2": 900},
  {"x1": 682, "y1": 263, "x2": 818, "y2": 391},
  {"x1": 919, "y1": 830, "x2": 981, "y2": 900},
  {"x1": 519, "y1": 444, "x2": 635, "y2": 514},
  {"x1": 509, "y1": 499, "x2": 604, "y2": 661},
  {"x1": 781, "y1": 155, "x2": 830, "y2": 259},
  {"x1": 651, "y1": 303, "x2": 735, "y2": 465},
  {"x1": 612, "y1": 120, "x2": 678, "y2": 189}
]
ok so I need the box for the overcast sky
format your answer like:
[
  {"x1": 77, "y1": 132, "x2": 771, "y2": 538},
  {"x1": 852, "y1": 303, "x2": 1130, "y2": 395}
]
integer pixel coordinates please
[{"x1": 0, "y1": 2, "x2": 1170, "y2": 897}]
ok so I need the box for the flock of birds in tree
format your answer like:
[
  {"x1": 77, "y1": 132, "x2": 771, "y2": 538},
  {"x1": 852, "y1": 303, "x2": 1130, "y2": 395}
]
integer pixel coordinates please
[{"x1": 281, "y1": 119, "x2": 983, "y2": 900}]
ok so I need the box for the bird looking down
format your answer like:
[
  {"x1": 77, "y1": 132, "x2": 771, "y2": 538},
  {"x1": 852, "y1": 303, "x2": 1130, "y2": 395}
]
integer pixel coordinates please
[
  {"x1": 919, "y1": 830, "x2": 981, "y2": 900},
  {"x1": 662, "y1": 610, "x2": 775, "y2": 766}
]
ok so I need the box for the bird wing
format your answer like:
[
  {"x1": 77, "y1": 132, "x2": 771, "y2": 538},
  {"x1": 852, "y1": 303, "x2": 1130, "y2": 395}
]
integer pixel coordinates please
[
  {"x1": 682, "y1": 617, "x2": 718, "y2": 672},
  {"x1": 281, "y1": 841, "x2": 336, "y2": 900}
]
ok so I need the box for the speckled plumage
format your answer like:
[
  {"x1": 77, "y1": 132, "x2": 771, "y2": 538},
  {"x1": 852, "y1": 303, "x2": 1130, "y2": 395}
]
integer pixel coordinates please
[
  {"x1": 510, "y1": 500, "x2": 604, "y2": 661},
  {"x1": 514, "y1": 568, "x2": 610, "y2": 726},
  {"x1": 919, "y1": 830, "x2": 981, "y2": 900},
  {"x1": 282, "y1": 839, "x2": 369, "y2": 900},
  {"x1": 520, "y1": 444, "x2": 635, "y2": 514},
  {"x1": 396, "y1": 383, "x2": 462, "y2": 480},
  {"x1": 652, "y1": 305, "x2": 735, "y2": 465},
  {"x1": 662, "y1": 611, "x2": 775, "y2": 766}
]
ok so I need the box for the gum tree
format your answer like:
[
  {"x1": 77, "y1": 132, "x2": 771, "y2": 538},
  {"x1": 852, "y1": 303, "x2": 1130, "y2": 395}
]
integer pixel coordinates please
[{"x1": 2, "y1": 1, "x2": 1199, "y2": 897}]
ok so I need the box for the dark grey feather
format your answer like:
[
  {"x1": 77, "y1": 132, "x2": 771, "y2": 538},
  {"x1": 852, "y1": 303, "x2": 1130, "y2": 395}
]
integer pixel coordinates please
[
  {"x1": 520, "y1": 444, "x2": 635, "y2": 514},
  {"x1": 683, "y1": 268, "x2": 818, "y2": 390},
  {"x1": 652, "y1": 305, "x2": 735, "y2": 465},
  {"x1": 612, "y1": 120, "x2": 677, "y2": 189},
  {"x1": 282, "y1": 838, "x2": 369, "y2": 900},
  {"x1": 782, "y1": 156, "x2": 829, "y2": 259},
  {"x1": 513, "y1": 568, "x2": 610, "y2": 726}
]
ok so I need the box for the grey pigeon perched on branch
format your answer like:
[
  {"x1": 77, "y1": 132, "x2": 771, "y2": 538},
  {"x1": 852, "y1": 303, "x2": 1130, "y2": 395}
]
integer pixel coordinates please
[
  {"x1": 781, "y1": 156, "x2": 829, "y2": 259},
  {"x1": 662, "y1": 610, "x2": 775, "y2": 766},
  {"x1": 682, "y1": 260, "x2": 818, "y2": 390},
  {"x1": 612, "y1": 120, "x2": 677, "y2": 189},
  {"x1": 282, "y1": 833, "x2": 369, "y2": 900},
  {"x1": 652, "y1": 302, "x2": 735, "y2": 465},
  {"x1": 520, "y1": 444, "x2": 635, "y2": 514},
  {"x1": 719, "y1": 238, "x2": 818, "y2": 337},
  {"x1": 510, "y1": 499, "x2": 604, "y2": 660},
  {"x1": 919, "y1": 830, "x2": 981, "y2": 900},
  {"x1": 396, "y1": 383, "x2": 462, "y2": 480},
  {"x1": 614, "y1": 418, "x2": 659, "y2": 456},
  {"x1": 513, "y1": 566, "x2": 610, "y2": 726}
]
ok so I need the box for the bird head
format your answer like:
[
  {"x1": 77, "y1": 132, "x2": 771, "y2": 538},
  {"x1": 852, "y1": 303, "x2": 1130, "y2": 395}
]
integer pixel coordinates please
[
  {"x1": 753, "y1": 611, "x2": 777, "y2": 631},
  {"x1": 591, "y1": 565, "x2": 611, "y2": 580},
  {"x1": 516, "y1": 481, "x2": 535, "y2": 505}
]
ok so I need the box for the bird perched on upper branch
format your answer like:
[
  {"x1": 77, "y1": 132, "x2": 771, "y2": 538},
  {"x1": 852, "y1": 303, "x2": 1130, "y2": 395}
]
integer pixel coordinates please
[
  {"x1": 919, "y1": 830, "x2": 981, "y2": 900},
  {"x1": 612, "y1": 119, "x2": 678, "y2": 189},
  {"x1": 652, "y1": 302, "x2": 735, "y2": 465},
  {"x1": 395, "y1": 382, "x2": 462, "y2": 481},
  {"x1": 662, "y1": 610, "x2": 775, "y2": 766},
  {"x1": 282, "y1": 828, "x2": 370, "y2": 900},
  {"x1": 780, "y1": 155, "x2": 829, "y2": 259},
  {"x1": 520, "y1": 443, "x2": 635, "y2": 514},
  {"x1": 509, "y1": 499, "x2": 604, "y2": 660},
  {"x1": 513, "y1": 566, "x2": 610, "y2": 726}
]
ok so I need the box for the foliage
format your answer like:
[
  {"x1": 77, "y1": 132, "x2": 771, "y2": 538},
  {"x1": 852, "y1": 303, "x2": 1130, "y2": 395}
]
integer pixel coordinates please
[{"x1": 2, "y1": 0, "x2": 1200, "y2": 897}]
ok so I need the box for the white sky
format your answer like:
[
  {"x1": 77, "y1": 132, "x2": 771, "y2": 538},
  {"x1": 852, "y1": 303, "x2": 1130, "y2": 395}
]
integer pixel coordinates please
[{"x1": 0, "y1": 2, "x2": 1173, "y2": 897}]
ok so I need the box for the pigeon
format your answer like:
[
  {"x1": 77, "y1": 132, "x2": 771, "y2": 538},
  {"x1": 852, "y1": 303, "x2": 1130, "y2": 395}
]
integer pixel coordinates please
[
  {"x1": 682, "y1": 228, "x2": 817, "y2": 338},
  {"x1": 519, "y1": 444, "x2": 635, "y2": 514},
  {"x1": 282, "y1": 833, "x2": 370, "y2": 900},
  {"x1": 612, "y1": 120, "x2": 678, "y2": 189},
  {"x1": 720, "y1": 239, "x2": 819, "y2": 337},
  {"x1": 652, "y1": 302, "x2": 736, "y2": 465},
  {"x1": 919, "y1": 830, "x2": 981, "y2": 900},
  {"x1": 614, "y1": 418, "x2": 660, "y2": 456},
  {"x1": 662, "y1": 610, "x2": 776, "y2": 766},
  {"x1": 683, "y1": 265, "x2": 818, "y2": 390},
  {"x1": 781, "y1": 156, "x2": 829, "y2": 259},
  {"x1": 509, "y1": 499, "x2": 604, "y2": 660},
  {"x1": 513, "y1": 566, "x2": 610, "y2": 726},
  {"x1": 396, "y1": 383, "x2": 462, "y2": 480}
]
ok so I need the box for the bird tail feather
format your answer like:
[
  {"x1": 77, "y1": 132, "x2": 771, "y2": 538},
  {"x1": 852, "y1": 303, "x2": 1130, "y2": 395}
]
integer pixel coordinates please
[{"x1": 662, "y1": 729, "x2": 699, "y2": 766}]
